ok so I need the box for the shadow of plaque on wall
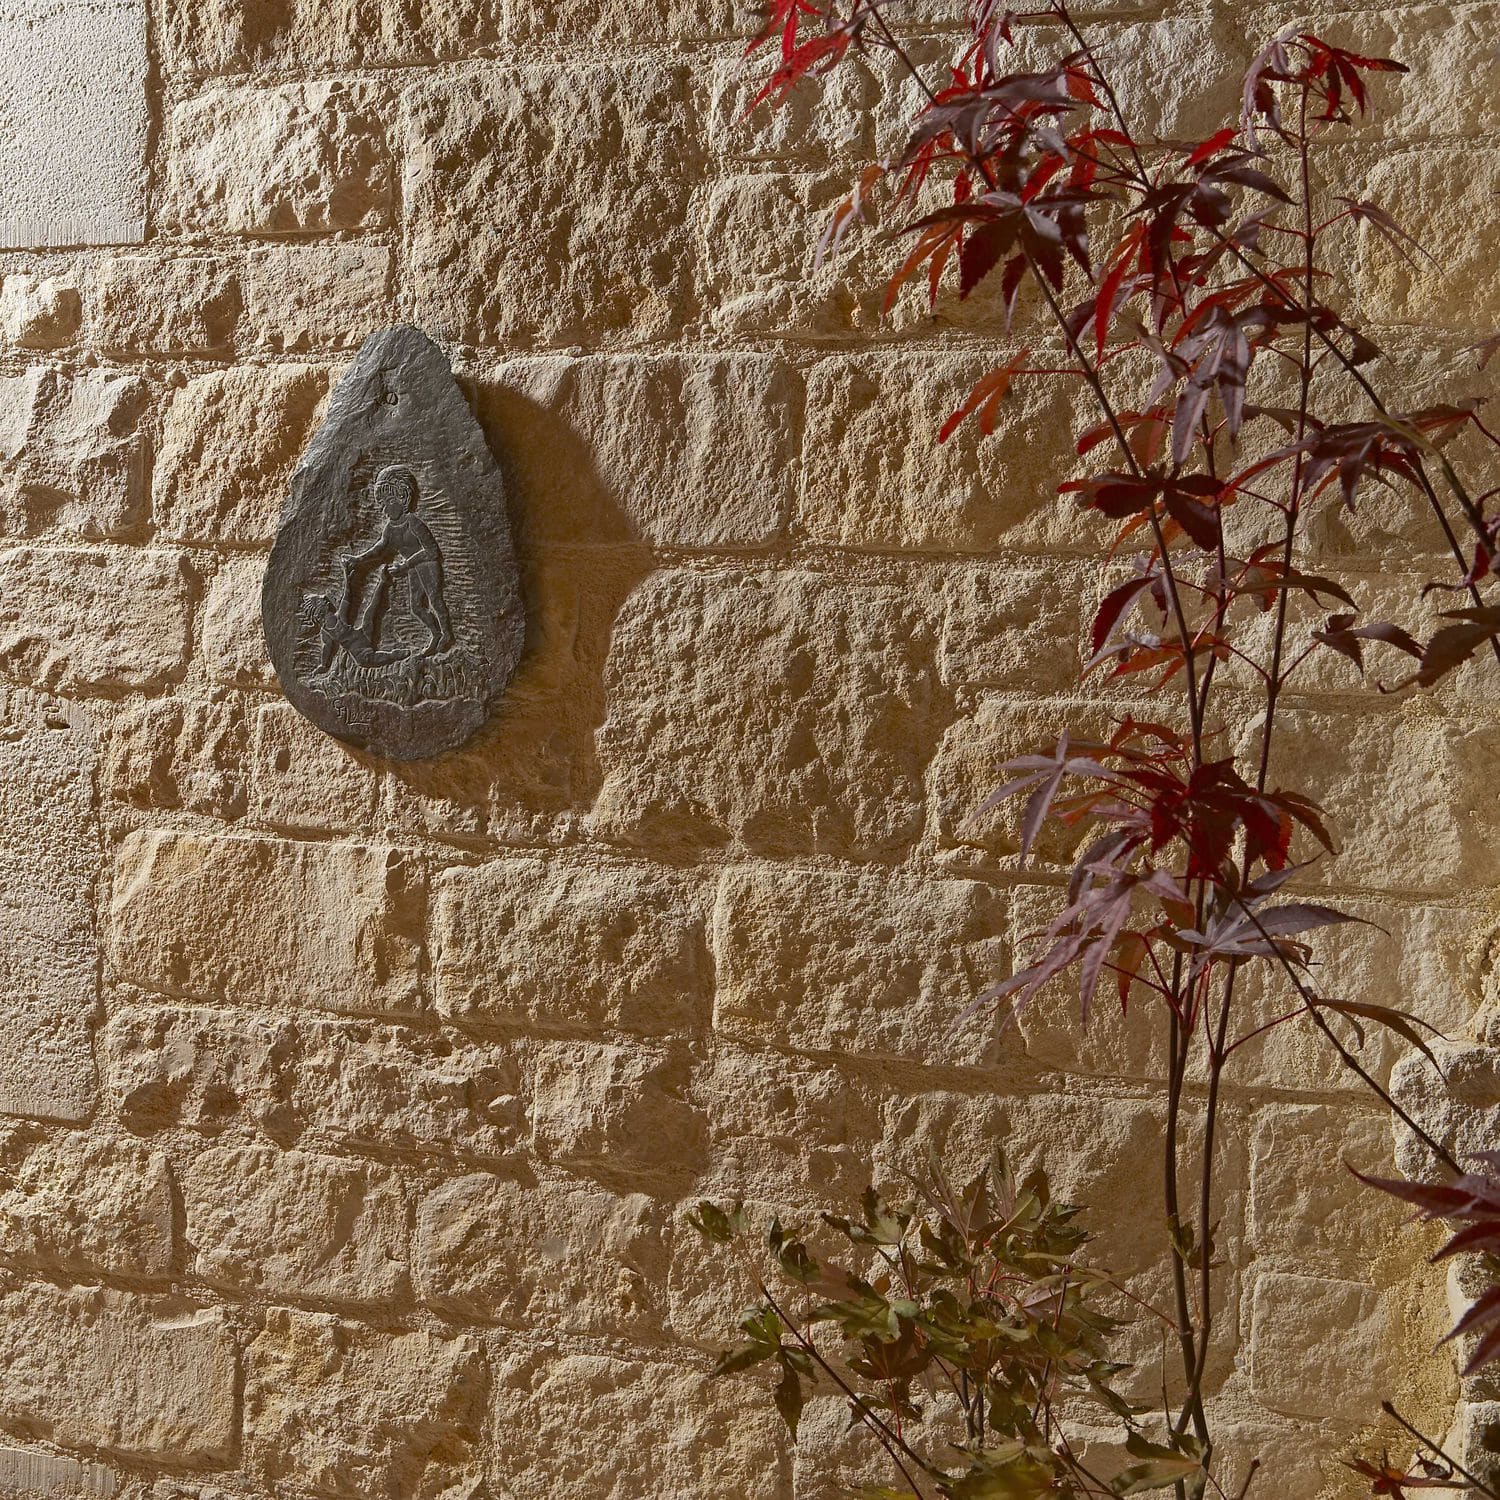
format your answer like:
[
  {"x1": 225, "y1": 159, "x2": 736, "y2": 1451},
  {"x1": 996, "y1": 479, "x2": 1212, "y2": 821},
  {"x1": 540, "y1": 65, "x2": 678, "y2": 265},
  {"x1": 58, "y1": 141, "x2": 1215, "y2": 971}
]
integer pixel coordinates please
[{"x1": 262, "y1": 325, "x2": 525, "y2": 760}]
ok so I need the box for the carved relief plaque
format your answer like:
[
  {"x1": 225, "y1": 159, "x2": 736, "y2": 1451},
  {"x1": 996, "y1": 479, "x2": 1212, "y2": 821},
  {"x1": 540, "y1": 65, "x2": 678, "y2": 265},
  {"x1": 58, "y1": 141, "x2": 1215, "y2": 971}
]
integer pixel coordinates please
[{"x1": 262, "y1": 325, "x2": 524, "y2": 760}]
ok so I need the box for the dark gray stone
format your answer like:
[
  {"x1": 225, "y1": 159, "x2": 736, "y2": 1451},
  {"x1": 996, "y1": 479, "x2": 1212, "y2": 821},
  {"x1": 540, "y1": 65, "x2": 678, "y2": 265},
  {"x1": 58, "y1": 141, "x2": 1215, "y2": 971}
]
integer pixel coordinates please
[{"x1": 262, "y1": 325, "x2": 524, "y2": 761}]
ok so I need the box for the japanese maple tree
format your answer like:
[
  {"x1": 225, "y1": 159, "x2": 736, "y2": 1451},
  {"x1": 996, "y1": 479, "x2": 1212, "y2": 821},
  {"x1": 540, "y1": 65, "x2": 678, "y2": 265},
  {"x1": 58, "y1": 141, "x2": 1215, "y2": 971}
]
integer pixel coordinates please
[{"x1": 699, "y1": 0, "x2": 1500, "y2": 1495}]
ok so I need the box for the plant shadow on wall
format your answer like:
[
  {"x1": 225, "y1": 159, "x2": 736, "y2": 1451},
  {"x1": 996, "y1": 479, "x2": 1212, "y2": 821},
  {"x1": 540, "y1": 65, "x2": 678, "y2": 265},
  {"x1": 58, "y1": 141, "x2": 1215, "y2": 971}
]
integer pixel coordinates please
[
  {"x1": 377, "y1": 377, "x2": 653, "y2": 843},
  {"x1": 693, "y1": 2, "x2": 1500, "y2": 1496}
]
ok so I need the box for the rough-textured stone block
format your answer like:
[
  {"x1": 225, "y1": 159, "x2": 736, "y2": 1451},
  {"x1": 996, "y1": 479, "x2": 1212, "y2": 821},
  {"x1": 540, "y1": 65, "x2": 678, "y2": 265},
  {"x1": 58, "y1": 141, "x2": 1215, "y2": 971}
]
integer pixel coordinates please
[
  {"x1": 706, "y1": 53, "x2": 878, "y2": 163},
  {"x1": 245, "y1": 1308, "x2": 485, "y2": 1498},
  {"x1": 167, "y1": 82, "x2": 392, "y2": 235},
  {"x1": 433, "y1": 857, "x2": 710, "y2": 1035},
  {"x1": 154, "y1": 365, "x2": 328, "y2": 545},
  {"x1": 415, "y1": 1173, "x2": 668, "y2": 1335},
  {"x1": 531, "y1": 1041, "x2": 704, "y2": 1172},
  {"x1": 0, "y1": 547, "x2": 189, "y2": 691},
  {"x1": 201, "y1": 556, "x2": 273, "y2": 686},
  {"x1": 700, "y1": 1045, "x2": 876, "y2": 1203},
  {"x1": 184, "y1": 1145, "x2": 407, "y2": 1301},
  {"x1": 712, "y1": 867, "x2": 1008, "y2": 1062},
  {"x1": 0, "y1": 692, "x2": 99, "y2": 1121},
  {"x1": 89, "y1": 256, "x2": 240, "y2": 355},
  {"x1": 480, "y1": 354, "x2": 797, "y2": 547},
  {"x1": 105, "y1": 696, "x2": 247, "y2": 819},
  {"x1": 1311, "y1": 6, "x2": 1500, "y2": 141},
  {"x1": 929, "y1": 694, "x2": 1117, "y2": 864},
  {"x1": 1248, "y1": 1271, "x2": 1396, "y2": 1419},
  {"x1": 488, "y1": 1352, "x2": 789, "y2": 1500},
  {"x1": 294, "y1": 1020, "x2": 525, "y2": 1160},
  {"x1": 103, "y1": 1004, "x2": 294, "y2": 1133},
  {"x1": 0, "y1": 0, "x2": 148, "y2": 246},
  {"x1": 109, "y1": 830, "x2": 424, "y2": 1014},
  {"x1": 940, "y1": 563, "x2": 1087, "y2": 690},
  {"x1": 0, "y1": 1447, "x2": 117, "y2": 1498},
  {"x1": 0, "y1": 1133, "x2": 173, "y2": 1276},
  {"x1": 1255, "y1": 708, "x2": 1500, "y2": 894},
  {"x1": 0, "y1": 369, "x2": 150, "y2": 538},
  {"x1": 1390, "y1": 1039, "x2": 1500, "y2": 1181},
  {"x1": 163, "y1": 0, "x2": 505, "y2": 75},
  {"x1": 0, "y1": 274, "x2": 81, "y2": 349},
  {"x1": 404, "y1": 65, "x2": 697, "y2": 347},
  {"x1": 242, "y1": 243, "x2": 394, "y2": 352},
  {"x1": 801, "y1": 352, "x2": 1095, "y2": 552},
  {"x1": 1358, "y1": 147, "x2": 1500, "y2": 328},
  {"x1": 593, "y1": 570, "x2": 937, "y2": 856},
  {"x1": 249, "y1": 701, "x2": 380, "y2": 833},
  {"x1": 1234, "y1": 895, "x2": 1484, "y2": 1094},
  {"x1": 1247, "y1": 1106, "x2": 1400, "y2": 1269},
  {"x1": 0, "y1": 1286, "x2": 235, "y2": 1461}
]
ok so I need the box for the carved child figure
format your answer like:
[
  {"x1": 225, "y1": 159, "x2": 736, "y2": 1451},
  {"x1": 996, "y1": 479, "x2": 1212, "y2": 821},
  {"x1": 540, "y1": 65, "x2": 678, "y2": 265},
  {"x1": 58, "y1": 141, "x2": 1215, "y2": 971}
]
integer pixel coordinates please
[{"x1": 343, "y1": 464, "x2": 456, "y2": 657}]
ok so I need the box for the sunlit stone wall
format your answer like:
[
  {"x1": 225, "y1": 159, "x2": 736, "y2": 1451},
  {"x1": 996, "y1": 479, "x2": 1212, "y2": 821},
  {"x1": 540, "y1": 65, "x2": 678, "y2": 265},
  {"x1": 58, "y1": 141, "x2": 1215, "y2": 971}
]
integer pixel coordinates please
[{"x1": 0, "y1": 0, "x2": 1495, "y2": 1494}]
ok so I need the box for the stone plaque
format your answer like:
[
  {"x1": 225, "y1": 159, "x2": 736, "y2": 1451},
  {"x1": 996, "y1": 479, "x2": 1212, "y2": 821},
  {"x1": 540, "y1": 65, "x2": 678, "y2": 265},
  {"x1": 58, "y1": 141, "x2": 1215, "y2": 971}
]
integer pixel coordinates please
[{"x1": 262, "y1": 325, "x2": 524, "y2": 760}]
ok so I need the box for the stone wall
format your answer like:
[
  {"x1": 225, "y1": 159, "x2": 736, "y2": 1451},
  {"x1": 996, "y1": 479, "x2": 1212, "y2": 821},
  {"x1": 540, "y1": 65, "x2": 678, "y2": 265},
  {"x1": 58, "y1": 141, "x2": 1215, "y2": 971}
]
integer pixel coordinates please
[{"x1": 0, "y1": 0, "x2": 1495, "y2": 1495}]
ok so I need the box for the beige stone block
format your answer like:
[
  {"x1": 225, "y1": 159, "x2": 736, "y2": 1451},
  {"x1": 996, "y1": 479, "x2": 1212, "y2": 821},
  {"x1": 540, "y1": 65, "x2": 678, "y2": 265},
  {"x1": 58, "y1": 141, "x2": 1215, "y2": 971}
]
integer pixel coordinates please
[
  {"x1": 0, "y1": 369, "x2": 150, "y2": 539},
  {"x1": 0, "y1": 1447, "x2": 117, "y2": 1498},
  {"x1": 1247, "y1": 1106, "x2": 1400, "y2": 1269},
  {"x1": 700, "y1": 1044, "x2": 876, "y2": 1203},
  {"x1": 592, "y1": 569, "x2": 937, "y2": 857},
  {"x1": 184, "y1": 1145, "x2": 407, "y2": 1301},
  {"x1": 0, "y1": 1133, "x2": 173, "y2": 1276},
  {"x1": 929, "y1": 694, "x2": 1120, "y2": 865},
  {"x1": 1279, "y1": 6, "x2": 1500, "y2": 141},
  {"x1": 1233, "y1": 896, "x2": 1484, "y2": 1094},
  {"x1": 154, "y1": 364, "x2": 328, "y2": 545},
  {"x1": 246, "y1": 1308, "x2": 484, "y2": 1498},
  {"x1": 792, "y1": 1393, "x2": 892, "y2": 1500},
  {"x1": 0, "y1": 274, "x2": 81, "y2": 349},
  {"x1": 103, "y1": 1004, "x2": 294, "y2": 1133},
  {"x1": 712, "y1": 866, "x2": 1008, "y2": 1063},
  {"x1": 432, "y1": 856, "x2": 710, "y2": 1035},
  {"x1": 166, "y1": 81, "x2": 392, "y2": 235},
  {"x1": 479, "y1": 353, "x2": 797, "y2": 547},
  {"x1": 508, "y1": 0, "x2": 736, "y2": 43},
  {"x1": 872, "y1": 1088, "x2": 1011, "y2": 1189},
  {"x1": 109, "y1": 829, "x2": 424, "y2": 1014},
  {"x1": 404, "y1": 65, "x2": 697, "y2": 347},
  {"x1": 1390, "y1": 1039, "x2": 1500, "y2": 1180},
  {"x1": 1448, "y1": 1400, "x2": 1500, "y2": 1487},
  {"x1": 0, "y1": 1286, "x2": 235, "y2": 1461},
  {"x1": 941, "y1": 562, "x2": 1088, "y2": 691},
  {"x1": 0, "y1": 546, "x2": 187, "y2": 691},
  {"x1": 242, "y1": 242, "x2": 394, "y2": 352},
  {"x1": 201, "y1": 555, "x2": 272, "y2": 687},
  {"x1": 801, "y1": 351, "x2": 1101, "y2": 552},
  {"x1": 1006, "y1": 883, "x2": 1167, "y2": 1081},
  {"x1": 105, "y1": 696, "x2": 247, "y2": 818},
  {"x1": 1357, "y1": 146, "x2": 1500, "y2": 328},
  {"x1": 530, "y1": 1041, "x2": 704, "y2": 1172},
  {"x1": 0, "y1": 693, "x2": 99, "y2": 1121},
  {"x1": 294, "y1": 1019, "x2": 525, "y2": 1161},
  {"x1": 415, "y1": 1173, "x2": 668, "y2": 1335},
  {"x1": 1249, "y1": 1271, "x2": 1396, "y2": 1418},
  {"x1": 1255, "y1": 706, "x2": 1500, "y2": 894},
  {"x1": 88, "y1": 256, "x2": 240, "y2": 354},
  {"x1": 706, "y1": 52, "x2": 878, "y2": 162},
  {"x1": 1017, "y1": 15, "x2": 1247, "y2": 143},
  {"x1": 666, "y1": 1194, "x2": 803, "y2": 1349},
  {"x1": 488, "y1": 1351, "x2": 788, "y2": 1500},
  {"x1": 163, "y1": 0, "x2": 505, "y2": 75},
  {"x1": 249, "y1": 701, "x2": 380, "y2": 833}
]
